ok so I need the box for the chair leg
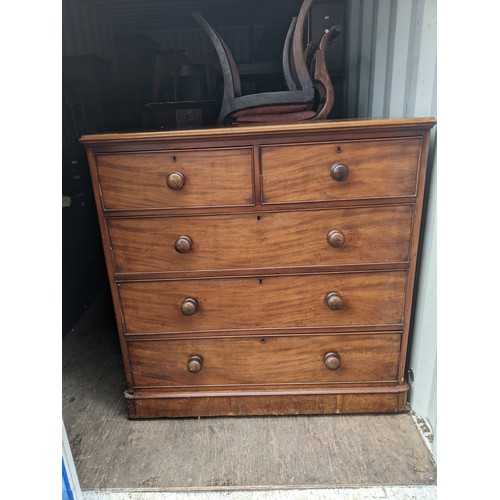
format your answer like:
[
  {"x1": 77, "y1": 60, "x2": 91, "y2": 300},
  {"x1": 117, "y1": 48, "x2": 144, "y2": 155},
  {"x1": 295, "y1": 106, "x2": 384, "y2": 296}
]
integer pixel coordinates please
[
  {"x1": 311, "y1": 24, "x2": 342, "y2": 120},
  {"x1": 218, "y1": 97, "x2": 234, "y2": 125}
]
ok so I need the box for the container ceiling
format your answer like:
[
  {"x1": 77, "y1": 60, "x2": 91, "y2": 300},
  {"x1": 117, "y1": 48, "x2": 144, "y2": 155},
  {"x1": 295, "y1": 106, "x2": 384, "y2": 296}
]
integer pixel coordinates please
[{"x1": 75, "y1": 0, "x2": 307, "y2": 31}]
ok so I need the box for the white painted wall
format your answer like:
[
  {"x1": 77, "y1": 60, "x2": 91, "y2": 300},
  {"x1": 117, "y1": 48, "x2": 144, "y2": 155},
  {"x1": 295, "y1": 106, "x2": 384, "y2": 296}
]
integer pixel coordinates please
[{"x1": 344, "y1": 0, "x2": 437, "y2": 456}]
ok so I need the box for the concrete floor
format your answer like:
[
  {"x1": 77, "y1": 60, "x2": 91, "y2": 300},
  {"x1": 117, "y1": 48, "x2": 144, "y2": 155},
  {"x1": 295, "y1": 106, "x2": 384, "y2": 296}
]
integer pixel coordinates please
[{"x1": 63, "y1": 290, "x2": 436, "y2": 498}]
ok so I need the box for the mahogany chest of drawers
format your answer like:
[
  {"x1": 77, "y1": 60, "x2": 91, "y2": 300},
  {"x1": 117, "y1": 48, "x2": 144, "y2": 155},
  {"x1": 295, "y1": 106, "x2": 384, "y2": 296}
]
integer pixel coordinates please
[{"x1": 81, "y1": 118, "x2": 436, "y2": 419}]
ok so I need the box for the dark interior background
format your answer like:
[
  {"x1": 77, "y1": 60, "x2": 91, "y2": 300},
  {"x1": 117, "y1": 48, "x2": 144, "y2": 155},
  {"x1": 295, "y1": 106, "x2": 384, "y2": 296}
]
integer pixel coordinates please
[{"x1": 62, "y1": 0, "x2": 347, "y2": 336}]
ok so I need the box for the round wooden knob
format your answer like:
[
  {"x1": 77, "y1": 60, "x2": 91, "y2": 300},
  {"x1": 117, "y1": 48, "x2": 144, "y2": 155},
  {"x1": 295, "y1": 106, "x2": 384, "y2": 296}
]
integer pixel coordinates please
[
  {"x1": 174, "y1": 235, "x2": 192, "y2": 254},
  {"x1": 324, "y1": 352, "x2": 341, "y2": 370},
  {"x1": 166, "y1": 171, "x2": 186, "y2": 190},
  {"x1": 187, "y1": 355, "x2": 203, "y2": 373},
  {"x1": 330, "y1": 163, "x2": 349, "y2": 182},
  {"x1": 327, "y1": 229, "x2": 345, "y2": 248},
  {"x1": 326, "y1": 292, "x2": 343, "y2": 310},
  {"x1": 181, "y1": 298, "x2": 198, "y2": 316}
]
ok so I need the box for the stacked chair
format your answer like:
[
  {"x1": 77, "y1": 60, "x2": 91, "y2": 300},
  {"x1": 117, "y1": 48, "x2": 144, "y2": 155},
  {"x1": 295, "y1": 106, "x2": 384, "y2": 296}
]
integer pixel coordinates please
[{"x1": 192, "y1": 0, "x2": 341, "y2": 125}]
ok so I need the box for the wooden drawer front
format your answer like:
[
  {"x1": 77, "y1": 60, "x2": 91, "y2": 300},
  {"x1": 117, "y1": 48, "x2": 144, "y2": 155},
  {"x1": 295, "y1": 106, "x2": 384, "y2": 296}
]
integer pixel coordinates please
[
  {"x1": 109, "y1": 205, "x2": 413, "y2": 274},
  {"x1": 119, "y1": 271, "x2": 406, "y2": 334},
  {"x1": 96, "y1": 148, "x2": 254, "y2": 210},
  {"x1": 261, "y1": 138, "x2": 421, "y2": 203},
  {"x1": 128, "y1": 334, "x2": 401, "y2": 387}
]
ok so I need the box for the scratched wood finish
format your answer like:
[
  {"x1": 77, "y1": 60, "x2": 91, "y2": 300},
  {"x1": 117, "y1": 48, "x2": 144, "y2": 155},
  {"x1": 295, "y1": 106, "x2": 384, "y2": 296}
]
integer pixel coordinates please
[
  {"x1": 128, "y1": 392, "x2": 406, "y2": 418},
  {"x1": 128, "y1": 333, "x2": 400, "y2": 388},
  {"x1": 118, "y1": 271, "x2": 406, "y2": 334},
  {"x1": 108, "y1": 205, "x2": 413, "y2": 275},
  {"x1": 261, "y1": 137, "x2": 421, "y2": 203},
  {"x1": 96, "y1": 147, "x2": 254, "y2": 210}
]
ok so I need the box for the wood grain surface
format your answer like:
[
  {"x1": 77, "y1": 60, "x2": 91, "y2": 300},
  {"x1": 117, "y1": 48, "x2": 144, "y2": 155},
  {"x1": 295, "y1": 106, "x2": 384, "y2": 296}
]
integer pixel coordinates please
[
  {"x1": 96, "y1": 147, "x2": 254, "y2": 210},
  {"x1": 108, "y1": 205, "x2": 413, "y2": 275},
  {"x1": 261, "y1": 137, "x2": 421, "y2": 203},
  {"x1": 80, "y1": 116, "x2": 437, "y2": 145},
  {"x1": 129, "y1": 392, "x2": 405, "y2": 418},
  {"x1": 127, "y1": 333, "x2": 400, "y2": 388},
  {"x1": 118, "y1": 271, "x2": 406, "y2": 334}
]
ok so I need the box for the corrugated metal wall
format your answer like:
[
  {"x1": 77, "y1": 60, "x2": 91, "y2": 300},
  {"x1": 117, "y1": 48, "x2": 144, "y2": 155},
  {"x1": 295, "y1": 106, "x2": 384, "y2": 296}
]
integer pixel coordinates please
[
  {"x1": 143, "y1": 26, "x2": 265, "y2": 62},
  {"x1": 345, "y1": 0, "x2": 437, "y2": 454},
  {"x1": 344, "y1": 0, "x2": 436, "y2": 119},
  {"x1": 62, "y1": 0, "x2": 118, "y2": 65},
  {"x1": 61, "y1": 1, "x2": 288, "y2": 67}
]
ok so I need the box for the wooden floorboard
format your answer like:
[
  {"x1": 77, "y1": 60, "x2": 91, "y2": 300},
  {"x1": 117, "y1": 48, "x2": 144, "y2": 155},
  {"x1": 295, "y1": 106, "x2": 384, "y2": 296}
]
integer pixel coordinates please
[{"x1": 62, "y1": 291, "x2": 436, "y2": 491}]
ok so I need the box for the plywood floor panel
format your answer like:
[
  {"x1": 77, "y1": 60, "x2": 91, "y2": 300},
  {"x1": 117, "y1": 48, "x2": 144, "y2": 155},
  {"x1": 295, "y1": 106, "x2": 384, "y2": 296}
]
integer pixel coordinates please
[{"x1": 62, "y1": 292, "x2": 436, "y2": 491}]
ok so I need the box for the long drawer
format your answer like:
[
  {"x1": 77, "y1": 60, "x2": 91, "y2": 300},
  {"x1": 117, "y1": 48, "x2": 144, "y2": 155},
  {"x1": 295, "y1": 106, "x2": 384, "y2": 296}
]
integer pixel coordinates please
[
  {"x1": 96, "y1": 147, "x2": 254, "y2": 210},
  {"x1": 261, "y1": 137, "x2": 422, "y2": 203},
  {"x1": 118, "y1": 271, "x2": 406, "y2": 334},
  {"x1": 128, "y1": 333, "x2": 401, "y2": 387},
  {"x1": 108, "y1": 205, "x2": 413, "y2": 274}
]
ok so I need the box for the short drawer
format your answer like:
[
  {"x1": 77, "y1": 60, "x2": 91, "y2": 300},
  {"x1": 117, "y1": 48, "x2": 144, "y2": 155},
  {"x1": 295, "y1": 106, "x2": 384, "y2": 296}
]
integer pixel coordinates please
[
  {"x1": 119, "y1": 271, "x2": 406, "y2": 334},
  {"x1": 109, "y1": 205, "x2": 413, "y2": 274},
  {"x1": 128, "y1": 333, "x2": 401, "y2": 387},
  {"x1": 96, "y1": 147, "x2": 254, "y2": 210},
  {"x1": 261, "y1": 137, "x2": 421, "y2": 203}
]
